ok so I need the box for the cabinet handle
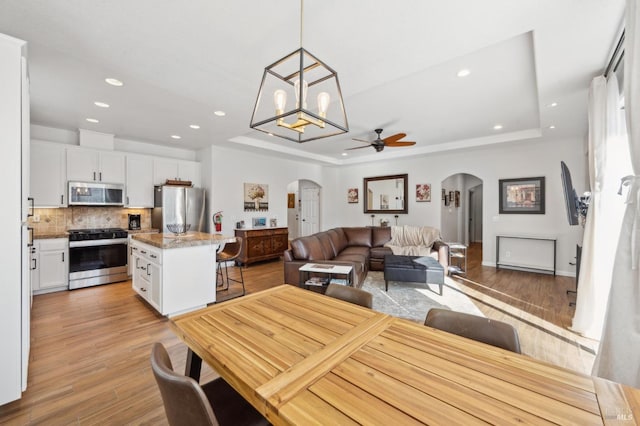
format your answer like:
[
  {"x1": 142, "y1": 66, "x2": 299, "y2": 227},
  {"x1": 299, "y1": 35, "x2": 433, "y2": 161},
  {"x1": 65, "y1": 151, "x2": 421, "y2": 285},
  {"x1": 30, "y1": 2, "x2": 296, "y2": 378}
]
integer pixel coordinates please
[
  {"x1": 99, "y1": 172, "x2": 102, "y2": 181},
  {"x1": 141, "y1": 250, "x2": 147, "y2": 254},
  {"x1": 27, "y1": 227, "x2": 34, "y2": 247},
  {"x1": 93, "y1": 171, "x2": 96, "y2": 181},
  {"x1": 31, "y1": 258, "x2": 37, "y2": 270},
  {"x1": 141, "y1": 287, "x2": 146, "y2": 292},
  {"x1": 28, "y1": 197, "x2": 34, "y2": 217},
  {"x1": 150, "y1": 254, "x2": 157, "y2": 259},
  {"x1": 61, "y1": 194, "x2": 64, "y2": 205},
  {"x1": 147, "y1": 264, "x2": 151, "y2": 276},
  {"x1": 132, "y1": 246, "x2": 138, "y2": 251},
  {"x1": 62, "y1": 252, "x2": 65, "y2": 262},
  {"x1": 127, "y1": 196, "x2": 130, "y2": 205}
]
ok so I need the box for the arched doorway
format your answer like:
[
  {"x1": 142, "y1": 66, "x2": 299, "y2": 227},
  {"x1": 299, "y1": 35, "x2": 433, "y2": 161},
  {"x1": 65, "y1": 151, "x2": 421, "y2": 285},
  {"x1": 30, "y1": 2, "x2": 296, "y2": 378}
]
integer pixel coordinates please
[
  {"x1": 286, "y1": 179, "x2": 321, "y2": 239},
  {"x1": 440, "y1": 173, "x2": 483, "y2": 247}
]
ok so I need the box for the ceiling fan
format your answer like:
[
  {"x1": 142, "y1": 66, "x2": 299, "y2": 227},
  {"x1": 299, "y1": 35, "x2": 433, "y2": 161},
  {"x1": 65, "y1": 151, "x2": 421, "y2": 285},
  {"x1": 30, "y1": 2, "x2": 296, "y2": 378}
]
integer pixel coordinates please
[{"x1": 347, "y1": 129, "x2": 416, "y2": 152}]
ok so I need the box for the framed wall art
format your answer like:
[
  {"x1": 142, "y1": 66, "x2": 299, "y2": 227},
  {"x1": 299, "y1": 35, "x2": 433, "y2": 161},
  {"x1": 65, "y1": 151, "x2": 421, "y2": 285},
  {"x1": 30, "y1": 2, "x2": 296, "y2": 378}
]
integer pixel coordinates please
[
  {"x1": 347, "y1": 188, "x2": 358, "y2": 203},
  {"x1": 416, "y1": 184, "x2": 431, "y2": 202},
  {"x1": 454, "y1": 190, "x2": 460, "y2": 208},
  {"x1": 287, "y1": 193, "x2": 295, "y2": 209},
  {"x1": 244, "y1": 183, "x2": 269, "y2": 211},
  {"x1": 499, "y1": 176, "x2": 545, "y2": 214}
]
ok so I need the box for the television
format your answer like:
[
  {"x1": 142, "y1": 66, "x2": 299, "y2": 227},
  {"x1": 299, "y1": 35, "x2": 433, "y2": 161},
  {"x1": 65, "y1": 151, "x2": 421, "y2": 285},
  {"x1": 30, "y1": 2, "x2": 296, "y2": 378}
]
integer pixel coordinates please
[{"x1": 561, "y1": 161, "x2": 590, "y2": 226}]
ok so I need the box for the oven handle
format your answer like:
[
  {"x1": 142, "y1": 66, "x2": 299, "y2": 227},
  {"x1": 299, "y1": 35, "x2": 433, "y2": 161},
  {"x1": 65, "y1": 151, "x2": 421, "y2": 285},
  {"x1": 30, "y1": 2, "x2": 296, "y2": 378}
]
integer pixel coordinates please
[{"x1": 69, "y1": 238, "x2": 128, "y2": 248}]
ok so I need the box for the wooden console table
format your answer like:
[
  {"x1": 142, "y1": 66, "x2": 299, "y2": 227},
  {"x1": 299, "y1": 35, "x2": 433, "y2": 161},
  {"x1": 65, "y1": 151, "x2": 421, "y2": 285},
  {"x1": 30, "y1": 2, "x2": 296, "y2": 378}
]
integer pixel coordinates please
[
  {"x1": 234, "y1": 227, "x2": 288, "y2": 265},
  {"x1": 496, "y1": 234, "x2": 557, "y2": 275}
]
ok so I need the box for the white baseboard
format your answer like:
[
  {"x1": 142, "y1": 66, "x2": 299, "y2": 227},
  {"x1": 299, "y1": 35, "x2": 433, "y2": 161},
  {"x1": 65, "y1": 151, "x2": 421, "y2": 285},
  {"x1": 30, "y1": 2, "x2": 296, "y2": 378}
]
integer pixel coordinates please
[{"x1": 481, "y1": 261, "x2": 576, "y2": 278}]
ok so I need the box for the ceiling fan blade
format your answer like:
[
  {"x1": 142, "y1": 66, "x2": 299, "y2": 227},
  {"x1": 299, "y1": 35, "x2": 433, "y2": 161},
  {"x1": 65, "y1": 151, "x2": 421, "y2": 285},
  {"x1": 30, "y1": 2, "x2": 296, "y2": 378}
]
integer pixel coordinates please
[
  {"x1": 385, "y1": 141, "x2": 416, "y2": 147},
  {"x1": 352, "y1": 138, "x2": 372, "y2": 143},
  {"x1": 382, "y1": 133, "x2": 407, "y2": 144},
  {"x1": 346, "y1": 145, "x2": 374, "y2": 151}
]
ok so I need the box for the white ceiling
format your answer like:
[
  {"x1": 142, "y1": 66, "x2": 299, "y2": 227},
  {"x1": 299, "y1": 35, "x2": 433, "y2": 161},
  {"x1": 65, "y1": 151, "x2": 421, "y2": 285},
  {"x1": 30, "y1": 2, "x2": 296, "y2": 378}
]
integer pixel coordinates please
[{"x1": 0, "y1": 0, "x2": 625, "y2": 165}]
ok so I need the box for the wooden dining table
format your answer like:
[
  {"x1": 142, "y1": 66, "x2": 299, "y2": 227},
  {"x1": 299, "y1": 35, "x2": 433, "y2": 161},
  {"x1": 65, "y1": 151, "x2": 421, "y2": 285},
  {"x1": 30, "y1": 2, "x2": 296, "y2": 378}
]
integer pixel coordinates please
[{"x1": 170, "y1": 284, "x2": 639, "y2": 425}]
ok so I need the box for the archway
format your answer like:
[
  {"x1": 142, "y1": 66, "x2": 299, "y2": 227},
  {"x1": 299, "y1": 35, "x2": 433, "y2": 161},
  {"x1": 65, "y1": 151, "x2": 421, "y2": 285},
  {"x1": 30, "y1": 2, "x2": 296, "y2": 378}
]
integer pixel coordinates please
[
  {"x1": 286, "y1": 179, "x2": 321, "y2": 239},
  {"x1": 440, "y1": 173, "x2": 483, "y2": 248}
]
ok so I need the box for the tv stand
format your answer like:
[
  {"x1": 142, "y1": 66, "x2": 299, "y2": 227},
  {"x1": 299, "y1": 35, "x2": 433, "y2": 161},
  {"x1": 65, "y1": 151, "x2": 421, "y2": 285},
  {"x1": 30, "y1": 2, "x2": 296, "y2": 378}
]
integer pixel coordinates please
[{"x1": 567, "y1": 244, "x2": 582, "y2": 306}]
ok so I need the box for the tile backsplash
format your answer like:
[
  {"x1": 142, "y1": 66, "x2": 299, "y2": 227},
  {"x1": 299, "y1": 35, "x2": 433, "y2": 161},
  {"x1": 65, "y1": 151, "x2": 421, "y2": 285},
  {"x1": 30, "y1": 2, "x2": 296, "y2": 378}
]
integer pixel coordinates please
[{"x1": 29, "y1": 207, "x2": 151, "y2": 234}]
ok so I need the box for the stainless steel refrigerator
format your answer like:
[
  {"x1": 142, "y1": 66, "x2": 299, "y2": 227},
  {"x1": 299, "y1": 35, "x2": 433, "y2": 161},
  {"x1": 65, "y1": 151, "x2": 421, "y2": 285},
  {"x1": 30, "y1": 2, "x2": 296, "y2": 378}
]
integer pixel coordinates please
[{"x1": 152, "y1": 185, "x2": 206, "y2": 233}]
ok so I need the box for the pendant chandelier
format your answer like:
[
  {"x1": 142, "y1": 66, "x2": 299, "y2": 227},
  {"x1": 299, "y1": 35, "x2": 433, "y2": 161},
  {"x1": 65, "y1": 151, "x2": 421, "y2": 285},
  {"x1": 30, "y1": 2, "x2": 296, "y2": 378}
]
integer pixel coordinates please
[{"x1": 249, "y1": 0, "x2": 348, "y2": 143}]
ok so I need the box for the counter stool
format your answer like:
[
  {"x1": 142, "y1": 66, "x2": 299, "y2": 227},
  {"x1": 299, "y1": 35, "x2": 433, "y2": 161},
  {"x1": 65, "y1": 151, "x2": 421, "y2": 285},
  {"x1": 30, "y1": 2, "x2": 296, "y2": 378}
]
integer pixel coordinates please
[{"x1": 216, "y1": 237, "x2": 245, "y2": 296}]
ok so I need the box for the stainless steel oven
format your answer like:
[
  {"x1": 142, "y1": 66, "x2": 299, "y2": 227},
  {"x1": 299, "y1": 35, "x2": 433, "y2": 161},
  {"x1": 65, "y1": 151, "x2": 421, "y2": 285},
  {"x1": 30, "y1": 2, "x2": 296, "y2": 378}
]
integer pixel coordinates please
[{"x1": 68, "y1": 228, "x2": 129, "y2": 289}]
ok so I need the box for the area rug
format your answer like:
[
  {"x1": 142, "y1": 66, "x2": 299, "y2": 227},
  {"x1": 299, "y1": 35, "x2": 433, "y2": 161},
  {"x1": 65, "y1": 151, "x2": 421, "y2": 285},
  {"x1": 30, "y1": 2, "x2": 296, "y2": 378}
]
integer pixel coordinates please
[{"x1": 361, "y1": 271, "x2": 484, "y2": 323}]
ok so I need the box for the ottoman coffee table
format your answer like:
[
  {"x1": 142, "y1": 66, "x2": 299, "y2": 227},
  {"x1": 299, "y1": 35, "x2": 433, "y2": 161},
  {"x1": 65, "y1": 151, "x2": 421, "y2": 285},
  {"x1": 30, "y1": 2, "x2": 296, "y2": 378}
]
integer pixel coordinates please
[{"x1": 384, "y1": 254, "x2": 445, "y2": 295}]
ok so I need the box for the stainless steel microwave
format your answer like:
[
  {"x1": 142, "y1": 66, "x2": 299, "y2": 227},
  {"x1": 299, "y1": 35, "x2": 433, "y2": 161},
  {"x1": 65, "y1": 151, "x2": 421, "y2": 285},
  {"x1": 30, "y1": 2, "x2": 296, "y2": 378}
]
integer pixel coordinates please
[{"x1": 68, "y1": 181, "x2": 125, "y2": 206}]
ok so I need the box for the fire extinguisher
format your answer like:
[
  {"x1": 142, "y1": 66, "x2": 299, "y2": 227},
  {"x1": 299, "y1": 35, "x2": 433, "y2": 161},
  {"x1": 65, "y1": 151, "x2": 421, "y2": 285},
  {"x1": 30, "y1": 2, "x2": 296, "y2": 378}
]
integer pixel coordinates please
[{"x1": 213, "y1": 211, "x2": 223, "y2": 233}]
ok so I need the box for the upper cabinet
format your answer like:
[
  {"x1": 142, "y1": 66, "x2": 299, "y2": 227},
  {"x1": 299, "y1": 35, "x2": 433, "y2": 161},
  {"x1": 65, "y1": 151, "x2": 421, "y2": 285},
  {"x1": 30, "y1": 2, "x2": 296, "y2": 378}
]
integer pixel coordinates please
[
  {"x1": 126, "y1": 155, "x2": 154, "y2": 207},
  {"x1": 66, "y1": 147, "x2": 125, "y2": 184},
  {"x1": 153, "y1": 158, "x2": 201, "y2": 187},
  {"x1": 31, "y1": 141, "x2": 67, "y2": 207}
]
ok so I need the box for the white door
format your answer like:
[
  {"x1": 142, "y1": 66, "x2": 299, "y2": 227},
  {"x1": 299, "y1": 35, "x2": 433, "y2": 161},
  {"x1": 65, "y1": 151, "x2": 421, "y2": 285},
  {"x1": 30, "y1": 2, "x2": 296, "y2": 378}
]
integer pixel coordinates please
[
  {"x1": 468, "y1": 185, "x2": 483, "y2": 243},
  {"x1": 300, "y1": 186, "x2": 320, "y2": 236}
]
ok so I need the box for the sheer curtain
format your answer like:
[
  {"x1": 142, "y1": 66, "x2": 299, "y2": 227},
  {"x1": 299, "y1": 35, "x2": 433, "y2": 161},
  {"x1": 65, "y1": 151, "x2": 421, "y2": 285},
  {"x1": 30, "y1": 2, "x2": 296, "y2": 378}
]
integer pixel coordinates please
[{"x1": 593, "y1": 0, "x2": 640, "y2": 388}]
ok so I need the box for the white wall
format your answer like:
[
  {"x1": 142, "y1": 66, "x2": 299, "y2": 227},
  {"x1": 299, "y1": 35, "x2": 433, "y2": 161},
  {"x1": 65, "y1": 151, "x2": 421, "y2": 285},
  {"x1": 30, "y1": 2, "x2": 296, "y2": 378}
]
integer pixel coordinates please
[{"x1": 333, "y1": 135, "x2": 586, "y2": 276}]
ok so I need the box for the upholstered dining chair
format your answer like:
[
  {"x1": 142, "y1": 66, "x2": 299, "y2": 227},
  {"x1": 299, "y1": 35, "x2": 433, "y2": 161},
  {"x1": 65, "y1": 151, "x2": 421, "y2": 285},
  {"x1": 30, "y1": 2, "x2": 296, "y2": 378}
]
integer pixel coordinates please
[
  {"x1": 424, "y1": 308, "x2": 522, "y2": 354},
  {"x1": 324, "y1": 283, "x2": 373, "y2": 309},
  {"x1": 150, "y1": 342, "x2": 269, "y2": 426},
  {"x1": 216, "y1": 236, "x2": 245, "y2": 296}
]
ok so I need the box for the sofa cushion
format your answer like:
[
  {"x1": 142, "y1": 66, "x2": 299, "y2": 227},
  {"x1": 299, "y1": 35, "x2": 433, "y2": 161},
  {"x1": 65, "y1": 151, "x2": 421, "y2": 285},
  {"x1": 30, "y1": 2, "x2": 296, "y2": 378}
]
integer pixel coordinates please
[
  {"x1": 371, "y1": 226, "x2": 391, "y2": 247},
  {"x1": 316, "y1": 232, "x2": 337, "y2": 259},
  {"x1": 343, "y1": 227, "x2": 372, "y2": 247},
  {"x1": 370, "y1": 246, "x2": 393, "y2": 259},
  {"x1": 290, "y1": 235, "x2": 327, "y2": 261},
  {"x1": 327, "y1": 228, "x2": 348, "y2": 253},
  {"x1": 333, "y1": 253, "x2": 368, "y2": 272}
]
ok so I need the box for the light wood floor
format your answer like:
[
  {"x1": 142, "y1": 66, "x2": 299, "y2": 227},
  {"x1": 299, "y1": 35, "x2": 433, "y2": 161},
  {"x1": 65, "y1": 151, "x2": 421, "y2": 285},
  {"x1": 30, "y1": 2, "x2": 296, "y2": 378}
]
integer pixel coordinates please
[{"x1": 0, "y1": 245, "x2": 588, "y2": 424}]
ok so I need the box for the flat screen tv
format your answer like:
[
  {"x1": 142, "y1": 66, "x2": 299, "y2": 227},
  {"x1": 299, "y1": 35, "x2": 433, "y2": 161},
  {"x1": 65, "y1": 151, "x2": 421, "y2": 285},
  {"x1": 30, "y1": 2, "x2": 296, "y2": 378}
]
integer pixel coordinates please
[{"x1": 561, "y1": 161, "x2": 587, "y2": 226}]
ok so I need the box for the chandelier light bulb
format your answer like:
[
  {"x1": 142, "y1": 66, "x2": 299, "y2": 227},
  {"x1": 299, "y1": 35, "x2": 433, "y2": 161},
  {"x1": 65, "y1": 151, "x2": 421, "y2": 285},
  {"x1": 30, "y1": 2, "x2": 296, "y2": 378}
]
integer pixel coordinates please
[
  {"x1": 274, "y1": 89, "x2": 287, "y2": 113},
  {"x1": 294, "y1": 79, "x2": 308, "y2": 108},
  {"x1": 317, "y1": 92, "x2": 330, "y2": 117}
]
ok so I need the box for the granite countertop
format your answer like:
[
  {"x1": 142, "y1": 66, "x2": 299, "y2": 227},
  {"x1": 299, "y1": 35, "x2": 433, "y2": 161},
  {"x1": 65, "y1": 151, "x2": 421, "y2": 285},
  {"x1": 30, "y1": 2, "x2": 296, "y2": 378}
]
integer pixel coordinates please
[
  {"x1": 33, "y1": 231, "x2": 69, "y2": 239},
  {"x1": 128, "y1": 228, "x2": 160, "y2": 234},
  {"x1": 131, "y1": 231, "x2": 235, "y2": 249}
]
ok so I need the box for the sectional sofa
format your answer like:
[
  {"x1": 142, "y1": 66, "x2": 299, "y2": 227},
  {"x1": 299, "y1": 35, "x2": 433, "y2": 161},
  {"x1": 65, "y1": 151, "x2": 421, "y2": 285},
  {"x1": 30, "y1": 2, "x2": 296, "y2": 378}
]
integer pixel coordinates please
[{"x1": 283, "y1": 226, "x2": 449, "y2": 287}]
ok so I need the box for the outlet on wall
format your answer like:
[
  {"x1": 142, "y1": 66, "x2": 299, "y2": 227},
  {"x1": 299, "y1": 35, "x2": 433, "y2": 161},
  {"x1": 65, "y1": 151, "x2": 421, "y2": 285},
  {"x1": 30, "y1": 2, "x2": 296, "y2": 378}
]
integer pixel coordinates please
[{"x1": 505, "y1": 250, "x2": 511, "y2": 258}]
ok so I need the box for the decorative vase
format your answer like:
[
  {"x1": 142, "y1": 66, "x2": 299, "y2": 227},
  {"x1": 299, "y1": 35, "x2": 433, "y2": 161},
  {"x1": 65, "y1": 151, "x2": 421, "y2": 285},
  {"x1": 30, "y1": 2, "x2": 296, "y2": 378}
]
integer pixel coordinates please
[{"x1": 254, "y1": 199, "x2": 260, "y2": 210}]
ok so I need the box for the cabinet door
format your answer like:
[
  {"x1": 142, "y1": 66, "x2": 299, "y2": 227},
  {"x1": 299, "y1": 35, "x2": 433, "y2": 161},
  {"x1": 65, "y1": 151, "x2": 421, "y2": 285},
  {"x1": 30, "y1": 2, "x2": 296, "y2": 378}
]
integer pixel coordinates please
[
  {"x1": 30, "y1": 245, "x2": 39, "y2": 292},
  {"x1": 178, "y1": 161, "x2": 201, "y2": 187},
  {"x1": 153, "y1": 158, "x2": 179, "y2": 185},
  {"x1": 98, "y1": 152, "x2": 125, "y2": 184},
  {"x1": 39, "y1": 249, "x2": 67, "y2": 289},
  {"x1": 31, "y1": 142, "x2": 66, "y2": 207},
  {"x1": 270, "y1": 233, "x2": 288, "y2": 255},
  {"x1": 147, "y1": 261, "x2": 162, "y2": 310},
  {"x1": 131, "y1": 253, "x2": 144, "y2": 294},
  {"x1": 66, "y1": 148, "x2": 98, "y2": 182},
  {"x1": 126, "y1": 155, "x2": 154, "y2": 207}
]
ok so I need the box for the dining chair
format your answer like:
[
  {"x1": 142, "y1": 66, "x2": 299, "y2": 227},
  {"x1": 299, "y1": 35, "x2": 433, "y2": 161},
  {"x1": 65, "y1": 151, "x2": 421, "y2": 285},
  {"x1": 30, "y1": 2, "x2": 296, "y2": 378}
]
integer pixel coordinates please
[
  {"x1": 216, "y1": 236, "x2": 245, "y2": 296},
  {"x1": 150, "y1": 342, "x2": 269, "y2": 426},
  {"x1": 324, "y1": 283, "x2": 373, "y2": 308},
  {"x1": 424, "y1": 308, "x2": 522, "y2": 353}
]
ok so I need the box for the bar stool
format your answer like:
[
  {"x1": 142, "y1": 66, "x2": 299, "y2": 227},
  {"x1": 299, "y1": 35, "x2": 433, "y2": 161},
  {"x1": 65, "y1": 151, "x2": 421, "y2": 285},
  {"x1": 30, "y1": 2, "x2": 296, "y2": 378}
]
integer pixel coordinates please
[{"x1": 216, "y1": 237, "x2": 245, "y2": 296}]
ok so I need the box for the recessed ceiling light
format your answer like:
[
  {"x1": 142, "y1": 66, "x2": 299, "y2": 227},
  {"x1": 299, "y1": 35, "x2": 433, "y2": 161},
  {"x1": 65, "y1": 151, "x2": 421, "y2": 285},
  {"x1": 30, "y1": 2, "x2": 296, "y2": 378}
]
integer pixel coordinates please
[
  {"x1": 189, "y1": 124, "x2": 200, "y2": 129},
  {"x1": 549, "y1": 125, "x2": 556, "y2": 129},
  {"x1": 214, "y1": 110, "x2": 226, "y2": 117},
  {"x1": 493, "y1": 124, "x2": 503, "y2": 130},
  {"x1": 170, "y1": 135, "x2": 181, "y2": 140},
  {"x1": 94, "y1": 101, "x2": 110, "y2": 108},
  {"x1": 86, "y1": 118, "x2": 99, "y2": 123},
  {"x1": 341, "y1": 153, "x2": 348, "y2": 156},
  {"x1": 457, "y1": 69, "x2": 471, "y2": 77},
  {"x1": 549, "y1": 102, "x2": 558, "y2": 107},
  {"x1": 105, "y1": 78, "x2": 124, "y2": 87}
]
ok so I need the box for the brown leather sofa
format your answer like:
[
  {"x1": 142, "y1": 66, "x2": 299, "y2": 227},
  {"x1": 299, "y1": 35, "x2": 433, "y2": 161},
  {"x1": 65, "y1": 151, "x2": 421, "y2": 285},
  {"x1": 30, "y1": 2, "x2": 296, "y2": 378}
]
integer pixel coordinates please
[{"x1": 283, "y1": 227, "x2": 449, "y2": 288}]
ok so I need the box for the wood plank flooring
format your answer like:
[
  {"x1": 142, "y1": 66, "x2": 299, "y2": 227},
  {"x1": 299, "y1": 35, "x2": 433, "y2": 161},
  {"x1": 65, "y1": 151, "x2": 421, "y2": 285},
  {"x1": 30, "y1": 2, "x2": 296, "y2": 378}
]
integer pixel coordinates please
[{"x1": 0, "y1": 245, "x2": 590, "y2": 425}]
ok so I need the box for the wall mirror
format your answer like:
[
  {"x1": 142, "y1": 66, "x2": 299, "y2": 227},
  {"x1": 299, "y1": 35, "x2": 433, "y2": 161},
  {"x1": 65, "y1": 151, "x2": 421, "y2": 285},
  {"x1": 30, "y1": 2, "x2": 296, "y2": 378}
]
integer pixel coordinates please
[{"x1": 363, "y1": 174, "x2": 408, "y2": 214}]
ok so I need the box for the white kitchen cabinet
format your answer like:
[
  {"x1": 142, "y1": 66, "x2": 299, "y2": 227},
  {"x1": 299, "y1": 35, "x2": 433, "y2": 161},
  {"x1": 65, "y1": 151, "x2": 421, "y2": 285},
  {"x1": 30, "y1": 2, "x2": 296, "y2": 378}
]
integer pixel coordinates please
[
  {"x1": 125, "y1": 155, "x2": 154, "y2": 207},
  {"x1": 66, "y1": 147, "x2": 125, "y2": 184},
  {"x1": 130, "y1": 238, "x2": 214, "y2": 316},
  {"x1": 31, "y1": 238, "x2": 68, "y2": 295},
  {"x1": 30, "y1": 141, "x2": 67, "y2": 207},
  {"x1": 153, "y1": 158, "x2": 201, "y2": 187}
]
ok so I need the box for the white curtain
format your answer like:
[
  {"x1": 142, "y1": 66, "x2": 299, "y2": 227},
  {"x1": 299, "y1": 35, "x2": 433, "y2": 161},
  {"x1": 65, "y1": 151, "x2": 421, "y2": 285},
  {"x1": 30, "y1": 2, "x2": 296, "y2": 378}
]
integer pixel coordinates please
[
  {"x1": 593, "y1": 0, "x2": 640, "y2": 388},
  {"x1": 570, "y1": 77, "x2": 608, "y2": 339}
]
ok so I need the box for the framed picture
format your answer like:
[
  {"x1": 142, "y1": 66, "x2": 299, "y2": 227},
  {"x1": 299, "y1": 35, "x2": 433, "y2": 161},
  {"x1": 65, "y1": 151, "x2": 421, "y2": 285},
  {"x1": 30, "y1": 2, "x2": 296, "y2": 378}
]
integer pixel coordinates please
[
  {"x1": 454, "y1": 190, "x2": 460, "y2": 208},
  {"x1": 252, "y1": 217, "x2": 267, "y2": 228},
  {"x1": 444, "y1": 193, "x2": 450, "y2": 206},
  {"x1": 499, "y1": 176, "x2": 545, "y2": 214},
  {"x1": 441, "y1": 188, "x2": 446, "y2": 201},
  {"x1": 347, "y1": 188, "x2": 358, "y2": 203},
  {"x1": 416, "y1": 184, "x2": 431, "y2": 202},
  {"x1": 287, "y1": 193, "x2": 295, "y2": 208},
  {"x1": 244, "y1": 183, "x2": 269, "y2": 212},
  {"x1": 270, "y1": 218, "x2": 277, "y2": 227}
]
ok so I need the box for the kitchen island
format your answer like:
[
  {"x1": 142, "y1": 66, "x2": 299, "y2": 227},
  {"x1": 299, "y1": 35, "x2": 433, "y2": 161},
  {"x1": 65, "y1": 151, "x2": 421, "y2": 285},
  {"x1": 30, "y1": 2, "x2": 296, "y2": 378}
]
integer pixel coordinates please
[{"x1": 130, "y1": 232, "x2": 235, "y2": 316}]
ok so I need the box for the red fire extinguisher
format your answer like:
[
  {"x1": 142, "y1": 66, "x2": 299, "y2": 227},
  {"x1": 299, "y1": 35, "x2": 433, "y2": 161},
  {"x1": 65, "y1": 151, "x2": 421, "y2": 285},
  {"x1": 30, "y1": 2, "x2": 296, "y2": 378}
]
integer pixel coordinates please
[{"x1": 213, "y1": 211, "x2": 223, "y2": 232}]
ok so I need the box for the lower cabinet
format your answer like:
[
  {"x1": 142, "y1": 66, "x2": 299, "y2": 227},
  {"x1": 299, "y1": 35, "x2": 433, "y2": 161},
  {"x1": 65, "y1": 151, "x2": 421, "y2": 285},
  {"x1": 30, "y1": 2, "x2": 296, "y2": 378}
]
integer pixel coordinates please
[
  {"x1": 130, "y1": 239, "x2": 215, "y2": 316},
  {"x1": 235, "y1": 227, "x2": 288, "y2": 265},
  {"x1": 32, "y1": 238, "x2": 68, "y2": 295}
]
